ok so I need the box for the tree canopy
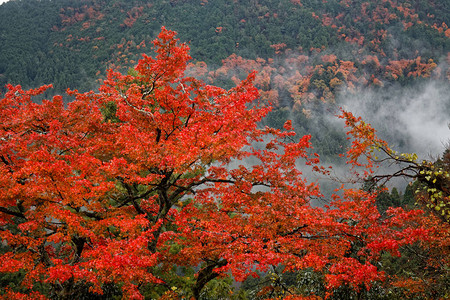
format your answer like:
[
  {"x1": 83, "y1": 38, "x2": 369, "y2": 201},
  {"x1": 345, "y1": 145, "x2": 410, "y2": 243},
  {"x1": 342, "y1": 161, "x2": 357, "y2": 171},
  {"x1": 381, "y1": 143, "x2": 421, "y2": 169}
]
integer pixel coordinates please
[{"x1": 0, "y1": 27, "x2": 447, "y2": 299}]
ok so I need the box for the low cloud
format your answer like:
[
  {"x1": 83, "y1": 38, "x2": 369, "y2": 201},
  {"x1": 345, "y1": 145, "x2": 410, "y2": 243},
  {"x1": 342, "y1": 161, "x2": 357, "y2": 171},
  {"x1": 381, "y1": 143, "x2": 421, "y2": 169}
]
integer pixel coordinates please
[{"x1": 340, "y1": 80, "x2": 450, "y2": 160}]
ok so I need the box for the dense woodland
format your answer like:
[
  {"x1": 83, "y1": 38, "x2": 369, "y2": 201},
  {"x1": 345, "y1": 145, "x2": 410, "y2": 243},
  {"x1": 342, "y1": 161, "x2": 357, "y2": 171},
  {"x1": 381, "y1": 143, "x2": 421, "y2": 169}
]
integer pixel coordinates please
[
  {"x1": 0, "y1": 0, "x2": 449, "y2": 299},
  {"x1": 0, "y1": 0, "x2": 448, "y2": 92}
]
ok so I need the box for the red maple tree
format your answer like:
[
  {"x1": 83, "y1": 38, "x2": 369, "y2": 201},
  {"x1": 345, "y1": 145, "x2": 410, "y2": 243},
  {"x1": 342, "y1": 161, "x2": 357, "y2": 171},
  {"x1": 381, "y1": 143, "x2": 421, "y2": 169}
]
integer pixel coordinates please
[{"x1": 0, "y1": 28, "x2": 432, "y2": 299}]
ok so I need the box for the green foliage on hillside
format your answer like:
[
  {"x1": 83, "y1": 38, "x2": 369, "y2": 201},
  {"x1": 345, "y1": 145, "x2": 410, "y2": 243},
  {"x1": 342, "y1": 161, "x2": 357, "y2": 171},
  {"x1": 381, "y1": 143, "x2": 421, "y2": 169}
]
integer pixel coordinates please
[{"x1": 0, "y1": 0, "x2": 448, "y2": 94}]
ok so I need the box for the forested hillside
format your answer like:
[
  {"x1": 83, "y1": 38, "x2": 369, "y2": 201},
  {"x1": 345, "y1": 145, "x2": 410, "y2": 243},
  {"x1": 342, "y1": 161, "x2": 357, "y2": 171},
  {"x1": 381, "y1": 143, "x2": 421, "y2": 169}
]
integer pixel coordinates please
[{"x1": 0, "y1": 0, "x2": 448, "y2": 93}]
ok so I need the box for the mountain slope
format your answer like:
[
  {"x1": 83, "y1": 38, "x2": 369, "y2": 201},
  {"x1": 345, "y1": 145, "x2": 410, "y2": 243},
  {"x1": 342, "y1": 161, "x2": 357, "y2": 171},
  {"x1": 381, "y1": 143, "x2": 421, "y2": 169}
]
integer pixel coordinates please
[{"x1": 0, "y1": 0, "x2": 448, "y2": 94}]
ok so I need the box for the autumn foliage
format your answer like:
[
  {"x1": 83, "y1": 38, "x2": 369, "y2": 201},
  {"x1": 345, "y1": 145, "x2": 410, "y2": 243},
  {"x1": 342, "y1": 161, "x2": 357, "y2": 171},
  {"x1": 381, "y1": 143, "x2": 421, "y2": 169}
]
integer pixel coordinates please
[
  {"x1": 0, "y1": 28, "x2": 440, "y2": 299},
  {"x1": 339, "y1": 110, "x2": 450, "y2": 298}
]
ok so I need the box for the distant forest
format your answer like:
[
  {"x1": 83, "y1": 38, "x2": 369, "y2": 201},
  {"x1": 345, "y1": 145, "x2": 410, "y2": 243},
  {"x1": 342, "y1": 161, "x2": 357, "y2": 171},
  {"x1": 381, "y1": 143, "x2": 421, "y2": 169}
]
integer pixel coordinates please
[{"x1": 0, "y1": 0, "x2": 448, "y2": 94}]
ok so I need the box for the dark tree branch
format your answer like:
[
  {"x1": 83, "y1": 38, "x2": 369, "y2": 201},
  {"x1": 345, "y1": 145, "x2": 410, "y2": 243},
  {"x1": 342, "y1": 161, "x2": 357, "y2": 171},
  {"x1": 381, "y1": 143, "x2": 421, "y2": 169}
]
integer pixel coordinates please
[
  {"x1": 71, "y1": 235, "x2": 86, "y2": 265},
  {"x1": 279, "y1": 225, "x2": 308, "y2": 237},
  {"x1": 0, "y1": 206, "x2": 26, "y2": 219},
  {"x1": 192, "y1": 259, "x2": 228, "y2": 299}
]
